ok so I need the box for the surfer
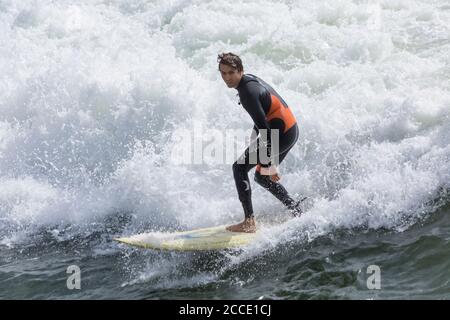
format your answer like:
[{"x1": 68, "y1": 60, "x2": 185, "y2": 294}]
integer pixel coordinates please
[{"x1": 218, "y1": 52, "x2": 303, "y2": 233}]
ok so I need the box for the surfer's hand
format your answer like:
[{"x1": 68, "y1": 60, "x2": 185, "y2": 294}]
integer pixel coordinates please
[
  {"x1": 260, "y1": 165, "x2": 280, "y2": 182},
  {"x1": 260, "y1": 165, "x2": 278, "y2": 176},
  {"x1": 270, "y1": 173, "x2": 281, "y2": 182}
]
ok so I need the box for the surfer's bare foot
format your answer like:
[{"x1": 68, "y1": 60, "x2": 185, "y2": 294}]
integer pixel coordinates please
[{"x1": 226, "y1": 217, "x2": 256, "y2": 233}]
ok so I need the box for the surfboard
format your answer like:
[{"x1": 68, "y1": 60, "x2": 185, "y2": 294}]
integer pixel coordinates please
[{"x1": 114, "y1": 225, "x2": 259, "y2": 251}]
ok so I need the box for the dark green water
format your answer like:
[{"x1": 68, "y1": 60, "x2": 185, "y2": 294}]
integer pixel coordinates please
[{"x1": 1, "y1": 203, "x2": 449, "y2": 300}]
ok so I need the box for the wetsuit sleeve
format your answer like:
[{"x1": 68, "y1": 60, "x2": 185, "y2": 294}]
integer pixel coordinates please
[{"x1": 240, "y1": 82, "x2": 272, "y2": 167}]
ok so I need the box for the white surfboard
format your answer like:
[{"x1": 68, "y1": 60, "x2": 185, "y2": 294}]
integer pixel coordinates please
[{"x1": 114, "y1": 225, "x2": 259, "y2": 251}]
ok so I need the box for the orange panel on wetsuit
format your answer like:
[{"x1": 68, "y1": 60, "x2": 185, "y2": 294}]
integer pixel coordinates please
[{"x1": 266, "y1": 95, "x2": 297, "y2": 134}]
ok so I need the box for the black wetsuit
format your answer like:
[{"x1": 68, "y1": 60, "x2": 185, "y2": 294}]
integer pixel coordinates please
[{"x1": 233, "y1": 74, "x2": 301, "y2": 218}]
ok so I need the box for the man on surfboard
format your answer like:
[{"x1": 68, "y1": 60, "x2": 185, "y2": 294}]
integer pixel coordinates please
[{"x1": 218, "y1": 52, "x2": 303, "y2": 233}]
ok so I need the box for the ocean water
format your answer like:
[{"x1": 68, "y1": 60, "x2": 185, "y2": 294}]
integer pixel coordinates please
[{"x1": 0, "y1": 0, "x2": 449, "y2": 299}]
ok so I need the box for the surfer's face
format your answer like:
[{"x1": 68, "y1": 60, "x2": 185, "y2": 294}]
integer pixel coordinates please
[{"x1": 219, "y1": 64, "x2": 243, "y2": 88}]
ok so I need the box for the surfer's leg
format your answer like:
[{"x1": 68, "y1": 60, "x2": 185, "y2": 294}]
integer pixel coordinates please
[
  {"x1": 254, "y1": 125, "x2": 302, "y2": 216},
  {"x1": 232, "y1": 146, "x2": 257, "y2": 219},
  {"x1": 254, "y1": 170, "x2": 302, "y2": 216},
  {"x1": 254, "y1": 153, "x2": 300, "y2": 214}
]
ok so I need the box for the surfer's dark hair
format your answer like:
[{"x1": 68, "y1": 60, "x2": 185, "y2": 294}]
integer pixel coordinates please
[{"x1": 217, "y1": 52, "x2": 243, "y2": 72}]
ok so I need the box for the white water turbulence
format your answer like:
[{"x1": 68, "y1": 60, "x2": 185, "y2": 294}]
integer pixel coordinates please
[{"x1": 0, "y1": 0, "x2": 449, "y2": 289}]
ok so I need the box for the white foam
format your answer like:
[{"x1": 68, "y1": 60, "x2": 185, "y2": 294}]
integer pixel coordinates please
[{"x1": 0, "y1": 0, "x2": 448, "y2": 257}]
